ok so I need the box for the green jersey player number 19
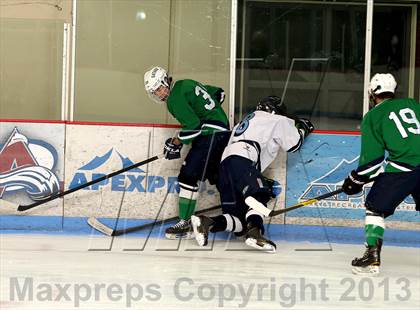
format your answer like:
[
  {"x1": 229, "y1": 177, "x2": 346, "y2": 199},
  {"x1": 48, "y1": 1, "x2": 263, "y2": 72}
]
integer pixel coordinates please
[{"x1": 342, "y1": 73, "x2": 420, "y2": 276}]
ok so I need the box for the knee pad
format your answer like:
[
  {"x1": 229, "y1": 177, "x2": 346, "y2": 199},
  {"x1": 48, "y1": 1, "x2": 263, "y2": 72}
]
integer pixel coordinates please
[{"x1": 244, "y1": 196, "x2": 271, "y2": 217}]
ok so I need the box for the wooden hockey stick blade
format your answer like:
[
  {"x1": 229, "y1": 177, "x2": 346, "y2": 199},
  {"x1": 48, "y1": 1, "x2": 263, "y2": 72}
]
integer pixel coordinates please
[
  {"x1": 88, "y1": 204, "x2": 222, "y2": 237},
  {"x1": 17, "y1": 154, "x2": 162, "y2": 212},
  {"x1": 269, "y1": 188, "x2": 344, "y2": 217},
  {"x1": 0, "y1": 199, "x2": 19, "y2": 209},
  {"x1": 87, "y1": 217, "x2": 115, "y2": 236}
]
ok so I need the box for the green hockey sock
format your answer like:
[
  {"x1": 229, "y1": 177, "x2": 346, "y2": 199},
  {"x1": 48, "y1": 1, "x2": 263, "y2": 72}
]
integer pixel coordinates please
[
  {"x1": 179, "y1": 197, "x2": 197, "y2": 220},
  {"x1": 365, "y1": 212, "x2": 385, "y2": 246},
  {"x1": 365, "y1": 224, "x2": 385, "y2": 246}
]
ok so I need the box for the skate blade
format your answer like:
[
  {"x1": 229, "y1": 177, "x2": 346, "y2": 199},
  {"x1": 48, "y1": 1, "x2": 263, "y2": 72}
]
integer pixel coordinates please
[
  {"x1": 245, "y1": 238, "x2": 276, "y2": 253},
  {"x1": 191, "y1": 216, "x2": 207, "y2": 246},
  {"x1": 351, "y1": 265, "x2": 380, "y2": 276},
  {"x1": 165, "y1": 231, "x2": 195, "y2": 240}
]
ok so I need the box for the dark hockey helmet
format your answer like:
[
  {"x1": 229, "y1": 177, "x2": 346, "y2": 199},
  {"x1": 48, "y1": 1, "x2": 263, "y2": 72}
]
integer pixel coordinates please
[{"x1": 256, "y1": 95, "x2": 287, "y2": 116}]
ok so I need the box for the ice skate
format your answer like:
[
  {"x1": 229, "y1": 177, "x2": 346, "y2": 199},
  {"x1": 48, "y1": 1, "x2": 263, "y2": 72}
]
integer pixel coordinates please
[
  {"x1": 191, "y1": 215, "x2": 214, "y2": 246},
  {"x1": 244, "y1": 224, "x2": 276, "y2": 253},
  {"x1": 165, "y1": 219, "x2": 194, "y2": 239},
  {"x1": 351, "y1": 240, "x2": 382, "y2": 276}
]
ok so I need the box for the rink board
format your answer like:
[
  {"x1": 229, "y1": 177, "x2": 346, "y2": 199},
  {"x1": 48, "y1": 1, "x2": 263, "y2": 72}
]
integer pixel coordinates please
[
  {"x1": 0, "y1": 121, "x2": 418, "y2": 237},
  {"x1": 285, "y1": 134, "x2": 418, "y2": 229}
]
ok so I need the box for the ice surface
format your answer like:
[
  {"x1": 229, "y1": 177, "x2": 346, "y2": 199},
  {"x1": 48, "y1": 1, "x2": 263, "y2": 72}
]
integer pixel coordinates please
[{"x1": 0, "y1": 234, "x2": 419, "y2": 310}]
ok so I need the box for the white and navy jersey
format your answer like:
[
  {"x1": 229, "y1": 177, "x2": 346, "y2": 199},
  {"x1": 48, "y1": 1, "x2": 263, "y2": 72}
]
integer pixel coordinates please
[{"x1": 221, "y1": 111, "x2": 302, "y2": 172}]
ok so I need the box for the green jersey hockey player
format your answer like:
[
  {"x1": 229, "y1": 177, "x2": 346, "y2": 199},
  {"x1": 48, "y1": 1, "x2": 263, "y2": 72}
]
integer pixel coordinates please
[
  {"x1": 144, "y1": 66, "x2": 230, "y2": 239},
  {"x1": 342, "y1": 73, "x2": 420, "y2": 275}
]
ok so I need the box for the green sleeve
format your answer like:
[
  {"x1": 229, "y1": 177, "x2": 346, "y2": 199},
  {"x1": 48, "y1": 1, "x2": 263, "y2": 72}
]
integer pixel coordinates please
[
  {"x1": 169, "y1": 99, "x2": 200, "y2": 130},
  {"x1": 357, "y1": 113, "x2": 385, "y2": 176},
  {"x1": 167, "y1": 99, "x2": 201, "y2": 145}
]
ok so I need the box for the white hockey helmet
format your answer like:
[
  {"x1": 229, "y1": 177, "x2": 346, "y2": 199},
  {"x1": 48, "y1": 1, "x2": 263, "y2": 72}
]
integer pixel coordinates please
[
  {"x1": 144, "y1": 66, "x2": 171, "y2": 103},
  {"x1": 368, "y1": 73, "x2": 397, "y2": 96}
]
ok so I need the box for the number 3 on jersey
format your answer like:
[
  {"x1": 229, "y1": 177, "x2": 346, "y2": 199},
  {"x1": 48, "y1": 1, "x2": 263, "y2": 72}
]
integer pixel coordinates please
[
  {"x1": 195, "y1": 86, "x2": 215, "y2": 110},
  {"x1": 389, "y1": 108, "x2": 420, "y2": 138}
]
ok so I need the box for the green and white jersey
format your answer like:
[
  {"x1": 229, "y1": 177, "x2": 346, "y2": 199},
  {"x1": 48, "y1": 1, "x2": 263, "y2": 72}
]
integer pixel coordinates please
[
  {"x1": 357, "y1": 98, "x2": 420, "y2": 177},
  {"x1": 167, "y1": 79, "x2": 229, "y2": 144}
]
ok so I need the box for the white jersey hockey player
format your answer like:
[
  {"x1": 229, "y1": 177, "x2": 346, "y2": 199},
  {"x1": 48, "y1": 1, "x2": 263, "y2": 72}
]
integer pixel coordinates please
[{"x1": 191, "y1": 96, "x2": 314, "y2": 252}]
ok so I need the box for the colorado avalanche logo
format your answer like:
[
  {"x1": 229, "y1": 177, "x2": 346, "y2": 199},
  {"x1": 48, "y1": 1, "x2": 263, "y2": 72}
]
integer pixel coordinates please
[{"x1": 0, "y1": 128, "x2": 60, "y2": 201}]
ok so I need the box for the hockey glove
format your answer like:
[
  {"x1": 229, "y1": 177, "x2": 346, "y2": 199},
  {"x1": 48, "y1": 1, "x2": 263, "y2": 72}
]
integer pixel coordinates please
[
  {"x1": 214, "y1": 88, "x2": 225, "y2": 104},
  {"x1": 295, "y1": 118, "x2": 315, "y2": 138},
  {"x1": 163, "y1": 138, "x2": 183, "y2": 160},
  {"x1": 342, "y1": 170, "x2": 369, "y2": 195}
]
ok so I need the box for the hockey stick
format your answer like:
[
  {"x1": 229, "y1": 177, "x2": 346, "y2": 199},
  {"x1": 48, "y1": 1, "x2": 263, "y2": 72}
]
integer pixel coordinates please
[
  {"x1": 269, "y1": 188, "x2": 343, "y2": 217},
  {"x1": 88, "y1": 204, "x2": 222, "y2": 236},
  {"x1": 248, "y1": 188, "x2": 344, "y2": 217},
  {"x1": 256, "y1": 177, "x2": 376, "y2": 217},
  {"x1": 15, "y1": 154, "x2": 162, "y2": 212},
  {"x1": 89, "y1": 132, "x2": 224, "y2": 237}
]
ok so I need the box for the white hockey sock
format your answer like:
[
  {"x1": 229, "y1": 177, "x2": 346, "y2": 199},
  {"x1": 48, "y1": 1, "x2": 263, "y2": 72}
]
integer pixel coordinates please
[{"x1": 223, "y1": 214, "x2": 243, "y2": 233}]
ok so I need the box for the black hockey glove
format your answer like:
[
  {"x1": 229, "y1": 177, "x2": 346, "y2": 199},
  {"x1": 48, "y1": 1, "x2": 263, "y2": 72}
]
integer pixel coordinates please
[
  {"x1": 214, "y1": 88, "x2": 225, "y2": 104},
  {"x1": 342, "y1": 170, "x2": 369, "y2": 195},
  {"x1": 163, "y1": 138, "x2": 183, "y2": 160},
  {"x1": 295, "y1": 118, "x2": 315, "y2": 138}
]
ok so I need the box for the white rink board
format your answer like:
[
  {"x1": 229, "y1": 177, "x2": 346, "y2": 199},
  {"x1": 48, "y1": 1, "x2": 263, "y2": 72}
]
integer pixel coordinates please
[
  {"x1": 63, "y1": 124, "x2": 289, "y2": 221},
  {"x1": 1, "y1": 121, "x2": 417, "y2": 232}
]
